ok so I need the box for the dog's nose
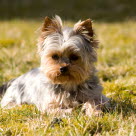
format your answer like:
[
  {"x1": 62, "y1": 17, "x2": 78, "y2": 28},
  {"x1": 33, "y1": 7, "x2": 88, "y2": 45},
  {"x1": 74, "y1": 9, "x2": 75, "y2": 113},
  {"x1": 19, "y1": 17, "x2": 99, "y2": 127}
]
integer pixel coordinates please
[{"x1": 60, "y1": 66, "x2": 68, "y2": 73}]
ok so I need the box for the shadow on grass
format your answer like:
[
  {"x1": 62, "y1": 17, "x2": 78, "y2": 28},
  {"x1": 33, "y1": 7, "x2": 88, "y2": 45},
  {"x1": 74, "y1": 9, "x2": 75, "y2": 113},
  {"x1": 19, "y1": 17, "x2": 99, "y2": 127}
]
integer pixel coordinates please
[
  {"x1": 103, "y1": 97, "x2": 136, "y2": 117},
  {"x1": 0, "y1": 0, "x2": 136, "y2": 22}
]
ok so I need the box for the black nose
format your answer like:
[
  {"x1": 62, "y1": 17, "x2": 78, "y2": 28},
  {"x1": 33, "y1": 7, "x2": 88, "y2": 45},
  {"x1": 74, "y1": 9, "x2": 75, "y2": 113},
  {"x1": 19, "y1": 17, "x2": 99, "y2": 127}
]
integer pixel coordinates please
[{"x1": 60, "y1": 66, "x2": 68, "y2": 73}]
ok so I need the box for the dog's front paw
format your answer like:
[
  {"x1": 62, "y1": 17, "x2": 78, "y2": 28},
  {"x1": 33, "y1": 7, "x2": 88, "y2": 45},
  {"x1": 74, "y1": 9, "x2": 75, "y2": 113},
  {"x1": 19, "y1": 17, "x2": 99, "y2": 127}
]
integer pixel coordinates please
[{"x1": 82, "y1": 101, "x2": 103, "y2": 117}]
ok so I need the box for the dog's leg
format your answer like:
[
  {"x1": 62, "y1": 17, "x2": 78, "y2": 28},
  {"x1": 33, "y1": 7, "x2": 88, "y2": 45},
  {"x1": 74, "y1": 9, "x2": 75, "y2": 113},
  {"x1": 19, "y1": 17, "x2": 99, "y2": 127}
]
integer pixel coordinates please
[
  {"x1": 0, "y1": 87, "x2": 21, "y2": 109},
  {"x1": 82, "y1": 101, "x2": 101, "y2": 116},
  {"x1": 82, "y1": 95, "x2": 109, "y2": 116},
  {"x1": 1, "y1": 95, "x2": 17, "y2": 109}
]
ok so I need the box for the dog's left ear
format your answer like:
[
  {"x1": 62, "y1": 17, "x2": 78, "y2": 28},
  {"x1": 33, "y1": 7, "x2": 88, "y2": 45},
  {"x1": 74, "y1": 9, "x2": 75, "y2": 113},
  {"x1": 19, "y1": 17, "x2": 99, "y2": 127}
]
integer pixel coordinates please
[{"x1": 74, "y1": 19, "x2": 94, "y2": 41}]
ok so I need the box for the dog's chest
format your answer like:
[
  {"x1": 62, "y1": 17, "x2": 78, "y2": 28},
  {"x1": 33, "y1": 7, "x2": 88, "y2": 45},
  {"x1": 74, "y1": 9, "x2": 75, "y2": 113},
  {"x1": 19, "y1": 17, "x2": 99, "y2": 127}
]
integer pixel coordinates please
[{"x1": 49, "y1": 86, "x2": 81, "y2": 109}]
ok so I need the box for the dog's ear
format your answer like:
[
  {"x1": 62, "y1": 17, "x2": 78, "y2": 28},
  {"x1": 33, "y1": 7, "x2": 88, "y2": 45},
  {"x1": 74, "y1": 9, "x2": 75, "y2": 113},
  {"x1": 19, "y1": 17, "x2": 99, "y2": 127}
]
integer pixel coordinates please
[
  {"x1": 37, "y1": 16, "x2": 63, "y2": 53},
  {"x1": 42, "y1": 16, "x2": 62, "y2": 35},
  {"x1": 74, "y1": 19, "x2": 94, "y2": 41}
]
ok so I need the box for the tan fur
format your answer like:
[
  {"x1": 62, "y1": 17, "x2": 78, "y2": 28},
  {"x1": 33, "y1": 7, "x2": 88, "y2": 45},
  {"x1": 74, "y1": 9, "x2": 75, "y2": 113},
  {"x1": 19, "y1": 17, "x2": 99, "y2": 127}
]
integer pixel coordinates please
[{"x1": 41, "y1": 50, "x2": 93, "y2": 84}]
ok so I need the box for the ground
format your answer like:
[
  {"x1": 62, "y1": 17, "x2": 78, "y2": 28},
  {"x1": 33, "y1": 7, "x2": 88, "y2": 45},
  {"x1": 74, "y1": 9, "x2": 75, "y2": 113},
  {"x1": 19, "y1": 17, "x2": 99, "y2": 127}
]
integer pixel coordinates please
[{"x1": 0, "y1": 19, "x2": 136, "y2": 135}]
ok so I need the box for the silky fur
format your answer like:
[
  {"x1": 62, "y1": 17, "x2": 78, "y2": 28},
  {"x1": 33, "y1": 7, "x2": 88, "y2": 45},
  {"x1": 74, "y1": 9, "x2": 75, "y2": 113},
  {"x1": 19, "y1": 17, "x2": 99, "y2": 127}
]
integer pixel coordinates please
[{"x1": 0, "y1": 16, "x2": 109, "y2": 116}]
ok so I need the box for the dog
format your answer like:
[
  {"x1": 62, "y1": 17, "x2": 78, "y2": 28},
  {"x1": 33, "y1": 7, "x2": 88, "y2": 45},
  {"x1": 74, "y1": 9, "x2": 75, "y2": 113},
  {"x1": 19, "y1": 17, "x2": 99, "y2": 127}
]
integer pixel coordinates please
[{"x1": 0, "y1": 16, "x2": 109, "y2": 116}]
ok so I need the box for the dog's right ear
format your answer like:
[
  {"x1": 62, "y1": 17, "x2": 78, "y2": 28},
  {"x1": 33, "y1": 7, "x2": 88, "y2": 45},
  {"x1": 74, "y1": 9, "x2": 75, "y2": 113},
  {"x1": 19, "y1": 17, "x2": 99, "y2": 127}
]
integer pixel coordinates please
[
  {"x1": 42, "y1": 16, "x2": 62, "y2": 35},
  {"x1": 37, "y1": 16, "x2": 63, "y2": 53}
]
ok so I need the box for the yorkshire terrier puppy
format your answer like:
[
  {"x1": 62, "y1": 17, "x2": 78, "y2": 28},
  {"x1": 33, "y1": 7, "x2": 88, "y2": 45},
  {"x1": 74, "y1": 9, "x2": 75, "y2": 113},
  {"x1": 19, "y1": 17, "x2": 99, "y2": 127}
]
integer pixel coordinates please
[{"x1": 0, "y1": 16, "x2": 109, "y2": 116}]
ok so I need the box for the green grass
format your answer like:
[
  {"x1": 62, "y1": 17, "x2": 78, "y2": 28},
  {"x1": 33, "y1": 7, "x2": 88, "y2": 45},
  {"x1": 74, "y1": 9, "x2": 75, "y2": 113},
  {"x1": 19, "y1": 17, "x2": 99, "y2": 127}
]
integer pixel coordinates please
[{"x1": 0, "y1": 19, "x2": 136, "y2": 135}]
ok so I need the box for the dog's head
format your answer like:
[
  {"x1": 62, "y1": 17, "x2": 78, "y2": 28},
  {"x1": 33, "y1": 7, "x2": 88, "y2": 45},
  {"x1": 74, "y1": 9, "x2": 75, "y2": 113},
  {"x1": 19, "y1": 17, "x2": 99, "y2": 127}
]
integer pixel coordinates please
[{"x1": 37, "y1": 16, "x2": 98, "y2": 85}]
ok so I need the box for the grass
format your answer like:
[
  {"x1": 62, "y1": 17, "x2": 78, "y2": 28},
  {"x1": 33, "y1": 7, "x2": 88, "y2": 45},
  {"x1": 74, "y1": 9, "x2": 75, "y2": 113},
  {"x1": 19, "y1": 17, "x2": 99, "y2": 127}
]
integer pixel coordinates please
[{"x1": 0, "y1": 19, "x2": 136, "y2": 135}]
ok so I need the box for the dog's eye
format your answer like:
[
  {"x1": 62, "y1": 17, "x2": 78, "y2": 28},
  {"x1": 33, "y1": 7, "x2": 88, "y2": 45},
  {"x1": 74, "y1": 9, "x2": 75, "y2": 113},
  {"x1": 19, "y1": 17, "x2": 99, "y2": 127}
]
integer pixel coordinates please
[
  {"x1": 52, "y1": 54, "x2": 59, "y2": 60},
  {"x1": 69, "y1": 54, "x2": 79, "y2": 61}
]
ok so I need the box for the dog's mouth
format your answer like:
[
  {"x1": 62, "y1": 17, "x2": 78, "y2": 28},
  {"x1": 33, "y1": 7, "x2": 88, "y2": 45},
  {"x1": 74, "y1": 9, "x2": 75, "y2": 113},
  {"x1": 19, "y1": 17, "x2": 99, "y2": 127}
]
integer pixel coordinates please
[
  {"x1": 58, "y1": 72, "x2": 70, "y2": 77},
  {"x1": 54, "y1": 72, "x2": 75, "y2": 83}
]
